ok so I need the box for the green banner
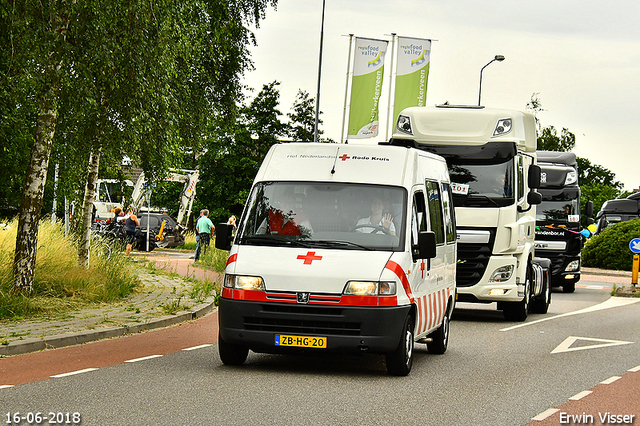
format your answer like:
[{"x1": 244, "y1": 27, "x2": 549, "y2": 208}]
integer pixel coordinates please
[
  {"x1": 393, "y1": 37, "x2": 431, "y2": 125},
  {"x1": 347, "y1": 38, "x2": 387, "y2": 139}
]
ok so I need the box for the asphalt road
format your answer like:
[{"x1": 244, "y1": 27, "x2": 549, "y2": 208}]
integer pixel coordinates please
[{"x1": 1, "y1": 281, "x2": 638, "y2": 426}]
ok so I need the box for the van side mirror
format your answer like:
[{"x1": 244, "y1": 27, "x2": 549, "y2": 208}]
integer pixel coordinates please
[
  {"x1": 417, "y1": 231, "x2": 437, "y2": 259},
  {"x1": 528, "y1": 164, "x2": 541, "y2": 189},
  {"x1": 214, "y1": 223, "x2": 233, "y2": 251}
]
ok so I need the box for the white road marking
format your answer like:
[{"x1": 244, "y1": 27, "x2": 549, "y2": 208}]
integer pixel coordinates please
[
  {"x1": 600, "y1": 376, "x2": 621, "y2": 385},
  {"x1": 569, "y1": 390, "x2": 592, "y2": 400},
  {"x1": 183, "y1": 344, "x2": 213, "y2": 351},
  {"x1": 551, "y1": 336, "x2": 633, "y2": 354},
  {"x1": 51, "y1": 368, "x2": 99, "y2": 378},
  {"x1": 628, "y1": 365, "x2": 640, "y2": 372},
  {"x1": 501, "y1": 297, "x2": 640, "y2": 331},
  {"x1": 125, "y1": 355, "x2": 163, "y2": 363},
  {"x1": 532, "y1": 408, "x2": 559, "y2": 421},
  {"x1": 0, "y1": 385, "x2": 14, "y2": 389}
]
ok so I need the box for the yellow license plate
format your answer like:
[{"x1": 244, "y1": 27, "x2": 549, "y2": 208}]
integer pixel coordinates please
[{"x1": 275, "y1": 334, "x2": 327, "y2": 348}]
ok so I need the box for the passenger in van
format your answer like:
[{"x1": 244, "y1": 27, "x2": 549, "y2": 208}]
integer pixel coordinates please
[
  {"x1": 355, "y1": 196, "x2": 396, "y2": 236},
  {"x1": 257, "y1": 192, "x2": 313, "y2": 235}
]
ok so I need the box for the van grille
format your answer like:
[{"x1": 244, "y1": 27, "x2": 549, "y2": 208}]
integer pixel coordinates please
[{"x1": 243, "y1": 304, "x2": 360, "y2": 336}]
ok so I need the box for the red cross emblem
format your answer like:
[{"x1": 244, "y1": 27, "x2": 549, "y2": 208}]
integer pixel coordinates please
[
  {"x1": 297, "y1": 251, "x2": 323, "y2": 265},
  {"x1": 338, "y1": 154, "x2": 350, "y2": 161}
]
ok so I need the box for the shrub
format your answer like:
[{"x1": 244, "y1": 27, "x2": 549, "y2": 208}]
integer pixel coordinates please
[{"x1": 582, "y1": 218, "x2": 640, "y2": 271}]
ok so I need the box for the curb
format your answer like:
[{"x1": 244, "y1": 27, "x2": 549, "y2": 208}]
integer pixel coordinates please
[{"x1": 0, "y1": 299, "x2": 217, "y2": 357}]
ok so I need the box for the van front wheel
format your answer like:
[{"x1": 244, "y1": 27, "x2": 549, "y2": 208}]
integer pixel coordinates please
[
  {"x1": 386, "y1": 314, "x2": 414, "y2": 376},
  {"x1": 218, "y1": 332, "x2": 249, "y2": 366}
]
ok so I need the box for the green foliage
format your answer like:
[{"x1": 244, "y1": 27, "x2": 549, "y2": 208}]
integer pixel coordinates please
[
  {"x1": 537, "y1": 126, "x2": 576, "y2": 152},
  {"x1": 582, "y1": 218, "x2": 640, "y2": 271},
  {"x1": 288, "y1": 89, "x2": 321, "y2": 142},
  {"x1": 0, "y1": 218, "x2": 139, "y2": 319}
]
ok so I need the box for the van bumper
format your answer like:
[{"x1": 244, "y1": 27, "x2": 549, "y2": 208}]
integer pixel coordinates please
[{"x1": 218, "y1": 298, "x2": 411, "y2": 355}]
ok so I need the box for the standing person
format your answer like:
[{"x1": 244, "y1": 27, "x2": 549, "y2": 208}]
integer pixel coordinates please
[
  {"x1": 194, "y1": 209, "x2": 214, "y2": 261},
  {"x1": 124, "y1": 207, "x2": 140, "y2": 256},
  {"x1": 193, "y1": 209, "x2": 205, "y2": 260}
]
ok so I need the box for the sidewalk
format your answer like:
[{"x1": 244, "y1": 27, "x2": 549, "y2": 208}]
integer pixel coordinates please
[{"x1": 0, "y1": 250, "x2": 222, "y2": 357}]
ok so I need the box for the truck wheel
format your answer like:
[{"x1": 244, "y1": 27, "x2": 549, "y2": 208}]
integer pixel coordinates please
[
  {"x1": 427, "y1": 307, "x2": 450, "y2": 354},
  {"x1": 386, "y1": 314, "x2": 414, "y2": 376},
  {"x1": 503, "y1": 265, "x2": 531, "y2": 321},
  {"x1": 530, "y1": 275, "x2": 551, "y2": 314},
  {"x1": 562, "y1": 281, "x2": 576, "y2": 293},
  {"x1": 218, "y1": 332, "x2": 249, "y2": 366}
]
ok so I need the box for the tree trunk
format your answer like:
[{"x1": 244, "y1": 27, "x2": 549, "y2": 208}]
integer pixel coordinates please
[
  {"x1": 12, "y1": 88, "x2": 58, "y2": 293},
  {"x1": 78, "y1": 148, "x2": 102, "y2": 268}
]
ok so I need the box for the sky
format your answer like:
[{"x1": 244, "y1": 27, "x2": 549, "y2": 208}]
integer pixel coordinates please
[{"x1": 241, "y1": 0, "x2": 640, "y2": 192}]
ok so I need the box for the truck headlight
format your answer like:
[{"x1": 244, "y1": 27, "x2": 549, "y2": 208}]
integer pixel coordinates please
[
  {"x1": 344, "y1": 281, "x2": 396, "y2": 296},
  {"x1": 224, "y1": 274, "x2": 265, "y2": 291},
  {"x1": 489, "y1": 265, "x2": 514, "y2": 283},
  {"x1": 565, "y1": 260, "x2": 580, "y2": 272},
  {"x1": 492, "y1": 118, "x2": 512, "y2": 137},
  {"x1": 396, "y1": 115, "x2": 413, "y2": 135}
]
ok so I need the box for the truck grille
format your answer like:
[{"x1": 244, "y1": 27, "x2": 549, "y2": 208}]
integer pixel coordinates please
[{"x1": 456, "y1": 243, "x2": 493, "y2": 287}]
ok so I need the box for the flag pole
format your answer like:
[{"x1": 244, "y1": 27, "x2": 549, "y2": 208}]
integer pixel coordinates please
[
  {"x1": 340, "y1": 34, "x2": 354, "y2": 143},
  {"x1": 385, "y1": 33, "x2": 397, "y2": 141}
]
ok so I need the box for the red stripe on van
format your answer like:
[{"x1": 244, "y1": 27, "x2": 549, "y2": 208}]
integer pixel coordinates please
[
  {"x1": 385, "y1": 260, "x2": 414, "y2": 304},
  {"x1": 226, "y1": 253, "x2": 238, "y2": 267}
]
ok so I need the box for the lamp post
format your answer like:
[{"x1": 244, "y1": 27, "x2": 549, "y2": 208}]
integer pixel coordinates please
[
  {"x1": 478, "y1": 55, "x2": 505, "y2": 106},
  {"x1": 313, "y1": 0, "x2": 326, "y2": 142}
]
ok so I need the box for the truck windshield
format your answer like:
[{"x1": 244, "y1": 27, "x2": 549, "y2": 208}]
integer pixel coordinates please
[
  {"x1": 536, "y1": 189, "x2": 580, "y2": 226},
  {"x1": 237, "y1": 182, "x2": 406, "y2": 251},
  {"x1": 448, "y1": 160, "x2": 515, "y2": 207}
]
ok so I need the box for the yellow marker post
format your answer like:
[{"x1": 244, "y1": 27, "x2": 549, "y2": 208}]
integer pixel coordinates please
[{"x1": 633, "y1": 255, "x2": 639, "y2": 286}]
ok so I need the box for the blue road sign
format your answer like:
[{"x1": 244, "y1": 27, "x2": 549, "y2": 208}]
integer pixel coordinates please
[{"x1": 630, "y1": 238, "x2": 640, "y2": 254}]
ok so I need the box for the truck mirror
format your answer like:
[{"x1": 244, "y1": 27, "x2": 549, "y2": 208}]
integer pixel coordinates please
[
  {"x1": 528, "y1": 164, "x2": 541, "y2": 189},
  {"x1": 585, "y1": 200, "x2": 594, "y2": 218},
  {"x1": 527, "y1": 191, "x2": 542, "y2": 205},
  {"x1": 418, "y1": 231, "x2": 437, "y2": 259},
  {"x1": 214, "y1": 223, "x2": 233, "y2": 251}
]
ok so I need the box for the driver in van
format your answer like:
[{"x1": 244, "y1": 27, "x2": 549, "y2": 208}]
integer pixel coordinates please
[{"x1": 355, "y1": 196, "x2": 396, "y2": 236}]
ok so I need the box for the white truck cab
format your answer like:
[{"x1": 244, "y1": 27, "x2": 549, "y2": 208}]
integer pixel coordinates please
[
  {"x1": 215, "y1": 142, "x2": 457, "y2": 375},
  {"x1": 390, "y1": 106, "x2": 551, "y2": 321}
]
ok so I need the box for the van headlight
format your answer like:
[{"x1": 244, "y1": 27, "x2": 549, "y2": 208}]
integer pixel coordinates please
[
  {"x1": 489, "y1": 265, "x2": 514, "y2": 283},
  {"x1": 224, "y1": 274, "x2": 265, "y2": 291},
  {"x1": 344, "y1": 281, "x2": 397, "y2": 296}
]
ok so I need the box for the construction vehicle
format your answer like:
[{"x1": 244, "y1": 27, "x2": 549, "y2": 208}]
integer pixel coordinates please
[
  {"x1": 92, "y1": 179, "x2": 134, "y2": 221},
  {"x1": 534, "y1": 151, "x2": 593, "y2": 293},
  {"x1": 130, "y1": 169, "x2": 199, "y2": 248},
  {"x1": 389, "y1": 105, "x2": 551, "y2": 321}
]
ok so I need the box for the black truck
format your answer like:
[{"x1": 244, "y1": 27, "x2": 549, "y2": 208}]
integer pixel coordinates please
[
  {"x1": 595, "y1": 192, "x2": 640, "y2": 234},
  {"x1": 534, "y1": 151, "x2": 592, "y2": 293}
]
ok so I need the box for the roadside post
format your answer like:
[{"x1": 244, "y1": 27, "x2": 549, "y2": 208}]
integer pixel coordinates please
[{"x1": 629, "y1": 238, "x2": 640, "y2": 286}]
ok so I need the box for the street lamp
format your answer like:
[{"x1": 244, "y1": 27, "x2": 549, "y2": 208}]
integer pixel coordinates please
[{"x1": 477, "y1": 55, "x2": 505, "y2": 106}]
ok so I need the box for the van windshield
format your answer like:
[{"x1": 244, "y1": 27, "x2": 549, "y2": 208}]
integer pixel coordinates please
[{"x1": 237, "y1": 182, "x2": 406, "y2": 251}]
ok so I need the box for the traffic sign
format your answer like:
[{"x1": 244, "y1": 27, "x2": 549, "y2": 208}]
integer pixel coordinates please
[{"x1": 629, "y1": 238, "x2": 640, "y2": 254}]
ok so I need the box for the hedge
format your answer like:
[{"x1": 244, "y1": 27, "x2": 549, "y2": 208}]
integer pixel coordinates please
[{"x1": 582, "y1": 218, "x2": 640, "y2": 271}]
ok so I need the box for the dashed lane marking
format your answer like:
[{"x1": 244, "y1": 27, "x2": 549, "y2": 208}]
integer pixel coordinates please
[
  {"x1": 183, "y1": 344, "x2": 213, "y2": 351},
  {"x1": 124, "y1": 355, "x2": 163, "y2": 363},
  {"x1": 51, "y1": 368, "x2": 99, "y2": 378},
  {"x1": 532, "y1": 408, "x2": 560, "y2": 421},
  {"x1": 569, "y1": 390, "x2": 592, "y2": 400},
  {"x1": 628, "y1": 365, "x2": 640, "y2": 372},
  {"x1": 600, "y1": 376, "x2": 621, "y2": 385}
]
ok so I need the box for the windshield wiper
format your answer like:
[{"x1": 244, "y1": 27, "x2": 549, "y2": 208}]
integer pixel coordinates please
[
  {"x1": 311, "y1": 240, "x2": 374, "y2": 251},
  {"x1": 241, "y1": 235, "x2": 315, "y2": 247}
]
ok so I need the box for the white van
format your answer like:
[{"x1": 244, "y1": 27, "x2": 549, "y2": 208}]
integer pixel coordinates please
[{"x1": 215, "y1": 142, "x2": 457, "y2": 376}]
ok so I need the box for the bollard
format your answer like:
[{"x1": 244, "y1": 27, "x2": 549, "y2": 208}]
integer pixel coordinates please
[{"x1": 633, "y1": 254, "x2": 639, "y2": 286}]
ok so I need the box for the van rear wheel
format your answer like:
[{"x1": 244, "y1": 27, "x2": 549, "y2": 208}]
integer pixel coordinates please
[
  {"x1": 427, "y1": 309, "x2": 450, "y2": 354},
  {"x1": 386, "y1": 314, "x2": 414, "y2": 376},
  {"x1": 218, "y1": 332, "x2": 249, "y2": 366}
]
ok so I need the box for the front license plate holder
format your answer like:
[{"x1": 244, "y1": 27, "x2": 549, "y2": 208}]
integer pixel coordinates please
[{"x1": 275, "y1": 334, "x2": 327, "y2": 348}]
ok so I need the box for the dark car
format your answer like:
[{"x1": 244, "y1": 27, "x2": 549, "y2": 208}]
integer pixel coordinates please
[{"x1": 137, "y1": 212, "x2": 186, "y2": 249}]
